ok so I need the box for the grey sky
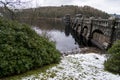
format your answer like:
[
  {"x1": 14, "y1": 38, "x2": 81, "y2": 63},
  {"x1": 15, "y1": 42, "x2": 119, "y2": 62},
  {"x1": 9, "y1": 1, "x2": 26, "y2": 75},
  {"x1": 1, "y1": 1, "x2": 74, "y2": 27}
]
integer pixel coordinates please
[
  {"x1": 2, "y1": 0, "x2": 119, "y2": 14},
  {"x1": 27, "y1": 0, "x2": 120, "y2": 14}
]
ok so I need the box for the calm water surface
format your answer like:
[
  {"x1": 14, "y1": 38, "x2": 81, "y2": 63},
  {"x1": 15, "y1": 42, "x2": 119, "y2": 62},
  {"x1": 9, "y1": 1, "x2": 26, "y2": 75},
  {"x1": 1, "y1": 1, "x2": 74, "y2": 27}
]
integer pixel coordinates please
[
  {"x1": 34, "y1": 27, "x2": 79, "y2": 52},
  {"x1": 32, "y1": 19, "x2": 80, "y2": 53}
]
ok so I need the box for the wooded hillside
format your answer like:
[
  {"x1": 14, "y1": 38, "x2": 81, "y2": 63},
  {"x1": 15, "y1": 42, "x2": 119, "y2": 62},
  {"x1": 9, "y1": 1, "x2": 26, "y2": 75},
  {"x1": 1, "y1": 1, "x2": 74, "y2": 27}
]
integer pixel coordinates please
[{"x1": 17, "y1": 5, "x2": 109, "y2": 19}]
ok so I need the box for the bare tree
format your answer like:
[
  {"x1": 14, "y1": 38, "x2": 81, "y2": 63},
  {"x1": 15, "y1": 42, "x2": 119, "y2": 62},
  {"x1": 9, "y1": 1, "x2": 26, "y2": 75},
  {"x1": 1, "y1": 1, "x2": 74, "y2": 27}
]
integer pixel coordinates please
[{"x1": 0, "y1": 0, "x2": 31, "y2": 20}]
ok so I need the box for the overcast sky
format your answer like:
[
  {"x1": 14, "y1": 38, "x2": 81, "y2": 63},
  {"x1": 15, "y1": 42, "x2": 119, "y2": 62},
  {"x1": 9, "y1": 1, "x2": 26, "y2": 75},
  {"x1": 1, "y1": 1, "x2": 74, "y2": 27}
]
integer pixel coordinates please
[
  {"x1": 26, "y1": 0, "x2": 120, "y2": 14},
  {"x1": 2, "y1": 0, "x2": 119, "y2": 14}
]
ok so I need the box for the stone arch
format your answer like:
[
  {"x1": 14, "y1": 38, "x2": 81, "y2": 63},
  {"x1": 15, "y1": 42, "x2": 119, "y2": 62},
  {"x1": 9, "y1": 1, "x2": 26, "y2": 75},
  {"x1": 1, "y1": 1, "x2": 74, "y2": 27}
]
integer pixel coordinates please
[
  {"x1": 91, "y1": 29, "x2": 109, "y2": 49},
  {"x1": 91, "y1": 29, "x2": 104, "y2": 39},
  {"x1": 75, "y1": 24, "x2": 82, "y2": 34},
  {"x1": 82, "y1": 26, "x2": 88, "y2": 36},
  {"x1": 92, "y1": 29, "x2": 103, "y2": 34}
]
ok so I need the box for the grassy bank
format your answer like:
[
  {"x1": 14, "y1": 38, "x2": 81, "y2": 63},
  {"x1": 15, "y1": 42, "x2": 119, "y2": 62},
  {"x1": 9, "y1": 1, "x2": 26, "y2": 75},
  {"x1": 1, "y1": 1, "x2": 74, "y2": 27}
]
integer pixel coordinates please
[{"x1": 1, "y1": 64, "x2": 57, "y2": 80}]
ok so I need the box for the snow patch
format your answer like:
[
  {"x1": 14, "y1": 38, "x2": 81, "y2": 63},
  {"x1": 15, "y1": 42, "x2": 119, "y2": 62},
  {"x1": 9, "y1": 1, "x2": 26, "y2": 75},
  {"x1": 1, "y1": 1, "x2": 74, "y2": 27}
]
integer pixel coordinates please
[{"x1": 22, "y1": 53, "x2": 120, "y2": 80}]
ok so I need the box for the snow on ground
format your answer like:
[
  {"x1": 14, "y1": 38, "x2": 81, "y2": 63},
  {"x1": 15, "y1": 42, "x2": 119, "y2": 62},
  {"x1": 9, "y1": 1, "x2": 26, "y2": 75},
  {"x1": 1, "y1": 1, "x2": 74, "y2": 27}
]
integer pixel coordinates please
[{"x1": 22, "y1": 53, "x2": 120, "y2": 80}]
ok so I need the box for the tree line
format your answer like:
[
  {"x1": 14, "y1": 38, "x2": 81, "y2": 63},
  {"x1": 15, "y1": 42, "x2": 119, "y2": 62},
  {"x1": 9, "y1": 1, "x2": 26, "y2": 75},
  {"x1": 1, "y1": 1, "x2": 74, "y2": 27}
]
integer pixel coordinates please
[
  {"x1": 17, "y1": 5, "x2": 110, "y2": 19},
  {"x1": 0, "y1": 3, "x2": 110, "y2": 23}
]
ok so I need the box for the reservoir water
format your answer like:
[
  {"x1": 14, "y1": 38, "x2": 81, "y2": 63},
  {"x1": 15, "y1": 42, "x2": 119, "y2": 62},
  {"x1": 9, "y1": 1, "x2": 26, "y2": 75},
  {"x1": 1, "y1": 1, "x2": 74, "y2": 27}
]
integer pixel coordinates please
[
  {"x1": 33, "y1": 27, "x2": 80, "y2": 53},
  {"x1": 32, "y1": 19, "x2": 80, "y2": 53}
]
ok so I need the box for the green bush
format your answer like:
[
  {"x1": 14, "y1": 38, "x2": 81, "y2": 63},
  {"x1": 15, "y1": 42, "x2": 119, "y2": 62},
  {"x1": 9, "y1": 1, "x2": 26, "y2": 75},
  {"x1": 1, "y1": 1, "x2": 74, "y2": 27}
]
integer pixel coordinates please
[
  {"x1": 104, "y1": 40, "x2": 120, "y2": 74},
  {"x1": 0, "y1": 17, "x2": 61, "y2": 77}
]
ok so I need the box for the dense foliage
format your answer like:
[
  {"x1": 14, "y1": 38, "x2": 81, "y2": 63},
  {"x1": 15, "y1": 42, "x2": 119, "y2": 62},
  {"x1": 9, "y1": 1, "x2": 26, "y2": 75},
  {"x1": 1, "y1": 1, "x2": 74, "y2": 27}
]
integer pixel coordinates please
[
  {"x1": 104, "y1": 40, "x2": 120, "y2": 74},
  {"x1": 0, "y1": 17, "x2": 61, "y2": 77}
]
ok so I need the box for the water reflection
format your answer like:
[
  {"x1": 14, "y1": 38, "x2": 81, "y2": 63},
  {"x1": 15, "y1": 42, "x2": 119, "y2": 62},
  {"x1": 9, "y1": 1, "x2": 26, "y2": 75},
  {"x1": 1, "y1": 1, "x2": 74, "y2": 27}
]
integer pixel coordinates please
[
  {"x1": 33, "y1": 19, "x2": 85, "y2": 52},
  {"x1": 33, "y1": 27, "x2": 79, "y2": 53},
  {"x1": 65, "y1": 24, "x2": 71, "y2": 36},
  {"x1": 34, "y1": 18, "x2": 64, "y2": 32},
  {"x1": 64, "y1": 24, "x2": 88, "y2": 48},
  {"x1": 49, "y1": 30, "x2": 79, "y2": 52}
]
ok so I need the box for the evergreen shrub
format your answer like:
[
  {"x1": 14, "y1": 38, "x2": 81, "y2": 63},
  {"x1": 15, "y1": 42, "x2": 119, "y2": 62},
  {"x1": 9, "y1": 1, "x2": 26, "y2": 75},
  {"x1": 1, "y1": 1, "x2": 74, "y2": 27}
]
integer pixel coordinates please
[
  {"x1": 104, "y1": 40, "x2": 120, "y2": 74},
  {"x1": 0, "y1": 17, "x2": 61, "y2": 77}
]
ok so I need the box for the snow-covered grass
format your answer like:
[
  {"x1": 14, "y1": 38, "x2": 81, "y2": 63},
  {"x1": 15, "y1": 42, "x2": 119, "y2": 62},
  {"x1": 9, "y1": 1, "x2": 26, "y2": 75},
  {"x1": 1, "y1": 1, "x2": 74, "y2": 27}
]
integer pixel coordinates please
[{"x1": 22, "y1": 53, "x2": 120, "y2": 80}]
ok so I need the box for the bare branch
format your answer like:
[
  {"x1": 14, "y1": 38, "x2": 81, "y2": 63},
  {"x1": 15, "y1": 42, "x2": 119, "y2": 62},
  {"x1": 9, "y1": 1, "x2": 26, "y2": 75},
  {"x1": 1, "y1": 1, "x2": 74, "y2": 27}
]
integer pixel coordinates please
[
  {"x1": 0, "y1": 0, "x2": 32, "y2": 7},
  {"x1": 0, "y1": 0, "x2": 31, "y2": 20}
]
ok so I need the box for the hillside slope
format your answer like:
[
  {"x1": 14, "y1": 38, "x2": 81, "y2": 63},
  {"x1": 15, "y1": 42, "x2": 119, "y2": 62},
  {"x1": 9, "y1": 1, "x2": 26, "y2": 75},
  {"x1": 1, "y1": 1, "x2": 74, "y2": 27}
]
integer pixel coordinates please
[{"x1": 18, "y1": 5, "x2": 109, "y2": 19}]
